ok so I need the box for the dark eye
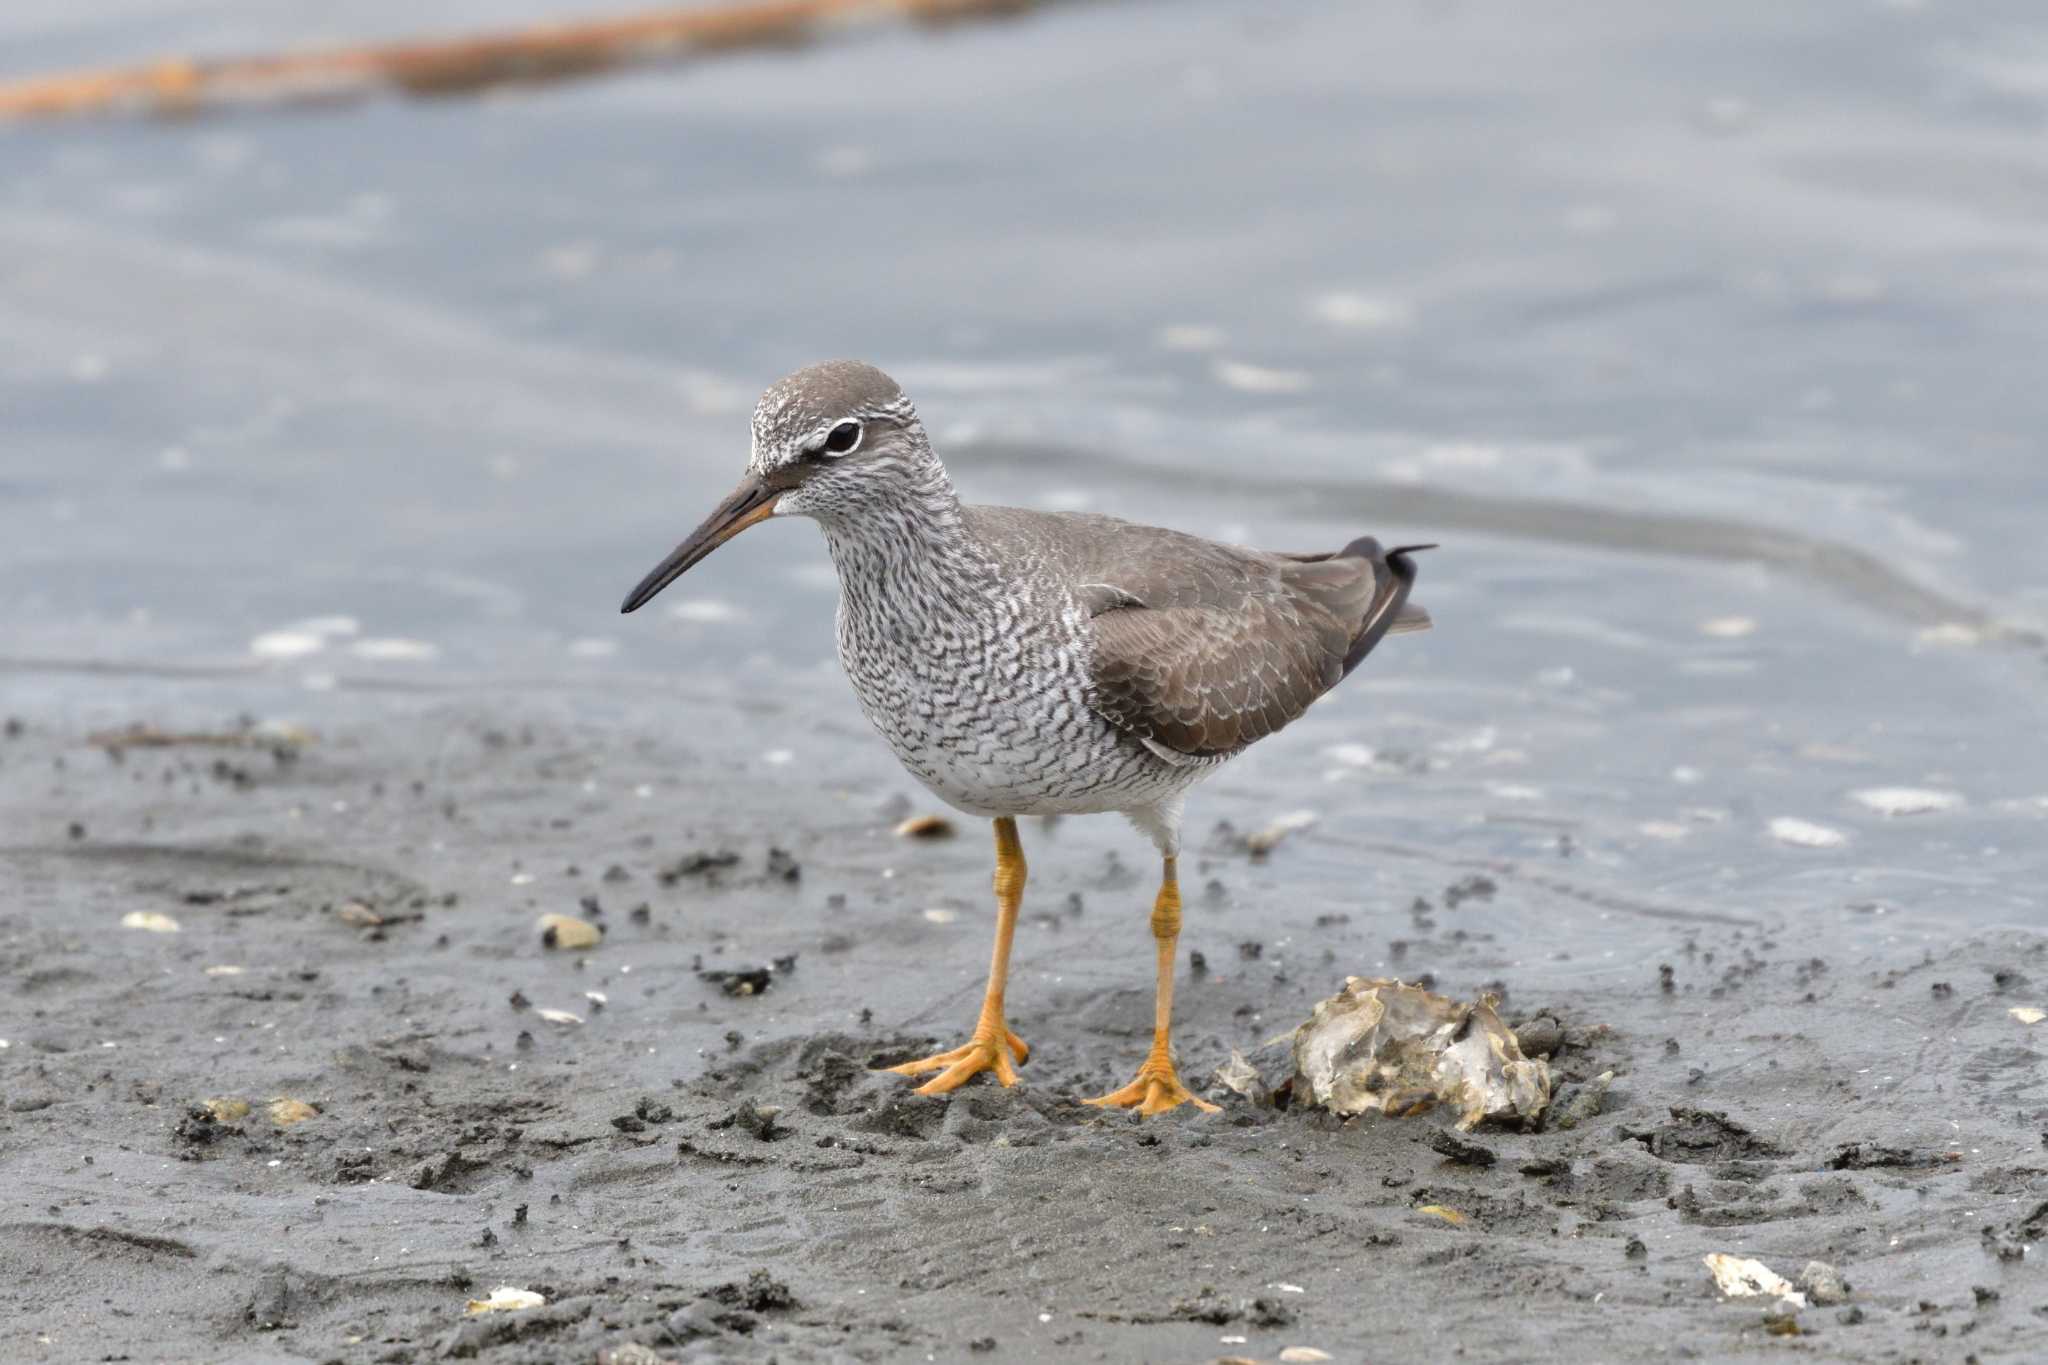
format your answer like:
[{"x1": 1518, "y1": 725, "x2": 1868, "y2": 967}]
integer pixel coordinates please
[{"x1": 822, "y1": 421, "x2": 862, "y2": 456}]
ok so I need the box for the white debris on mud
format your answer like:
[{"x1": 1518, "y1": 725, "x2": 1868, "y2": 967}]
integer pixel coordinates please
[
  {"x1": 1769, "y1": 816, "x2": 1847, "y2": 848},
  {"x1": 465, "y1": 1287, "x2": 546, "y2": 1315},
  {"x1": 1850, "y1": 786, "x2": 1963, "y2": 816},
  {"x1": 1703, "y1": 1253, "x2": 1806, "y2": 1308}
]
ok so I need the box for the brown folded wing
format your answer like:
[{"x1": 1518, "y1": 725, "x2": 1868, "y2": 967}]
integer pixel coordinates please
[{"x1": 1080, "y1": 534, "x2": 1413, "y2": 758}]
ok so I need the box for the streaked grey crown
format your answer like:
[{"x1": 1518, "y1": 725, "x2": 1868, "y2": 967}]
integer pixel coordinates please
[{"x1": 748, "y1": 360, "x2": 915, "y2": 476}]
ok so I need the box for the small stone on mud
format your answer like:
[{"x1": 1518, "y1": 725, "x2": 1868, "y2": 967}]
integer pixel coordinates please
[
  {"x1": 268, "y1": 1097, "x2": 318, "y2": 1126},
  {"x1": 335, "y1": 901, "x2": 383, "y2": 928},
  {"x1": 204, "y1": 1097, "x2": 252, "y2": 1123},
  {"x1": 537, "y1": 913, "x2": 602, "y2": 950},
  {"x1": 1513, "y1": 1016, "x2": 1563, "y2": 1056},
  {"x1": 1555, "y1": 1070, "x2": 1614, "y2": 1130},
  {"x1": 1797, "y1": 1261, "x2": 1850, "y2": 1305},
  {"x1": 699, "y1": 965, "x2": 773, "y2": 996},
  {"x1": 894, "y1": 813, "x2": 955, "y2": 839}
]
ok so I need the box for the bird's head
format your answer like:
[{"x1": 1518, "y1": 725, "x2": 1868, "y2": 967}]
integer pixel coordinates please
[{"x1": 620, "y1": 360, "x2": 933, "y2": 613}]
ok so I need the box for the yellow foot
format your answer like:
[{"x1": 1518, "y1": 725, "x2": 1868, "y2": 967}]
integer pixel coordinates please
[
  {"x1": 1086, "y1": 1052, "x2": 1220, "y2": 1117},
  {"x1": 882, "y1": 1026, "x2": 1029, "y2": 1096}
]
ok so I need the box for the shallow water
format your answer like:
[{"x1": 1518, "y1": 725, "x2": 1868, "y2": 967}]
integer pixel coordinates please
[{"x1": 4, "y1": 0, "x2": 2045, "y2": 952}]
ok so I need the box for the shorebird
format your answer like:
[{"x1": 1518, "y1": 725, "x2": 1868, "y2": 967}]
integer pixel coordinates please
[{"x1": 621, "y1": 362, "x2": 1430, "y2": 1115}]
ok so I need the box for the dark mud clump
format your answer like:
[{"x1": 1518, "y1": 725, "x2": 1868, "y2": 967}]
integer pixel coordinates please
[
  {"x1": 709, "y1": 1269, "x2": 798, "y2": 1313},
  {"x1": 1626, "y1": 1105, "x2": 1789, "y2": 1163}
]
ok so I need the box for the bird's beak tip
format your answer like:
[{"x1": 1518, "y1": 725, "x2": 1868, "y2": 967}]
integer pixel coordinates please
[{"x1": 618, "y1": 476, "x2": 780, "y2": 615}]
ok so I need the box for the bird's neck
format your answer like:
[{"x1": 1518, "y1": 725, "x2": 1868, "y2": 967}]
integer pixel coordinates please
[{"x1": 818, "y1": 462, "x2": 992, "y2": 611}]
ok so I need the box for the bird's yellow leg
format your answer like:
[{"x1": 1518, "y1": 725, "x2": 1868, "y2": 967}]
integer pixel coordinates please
[
  {"x1": 1086, "y1": 856, "x2": 1219, "y2": 1117},
  {"x1": 882, "y1": 816, "x2": 1030, "y2": 1094}
]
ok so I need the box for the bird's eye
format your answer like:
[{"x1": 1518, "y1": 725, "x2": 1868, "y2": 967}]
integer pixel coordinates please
[{"x1": 822, "y1": 421, "x2": 863, "y2": 456}]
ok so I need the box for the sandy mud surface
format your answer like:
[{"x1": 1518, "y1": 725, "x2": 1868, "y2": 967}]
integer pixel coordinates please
[{"x1": 3, "y1": 698, "x2": 2042, "y2": 1364}]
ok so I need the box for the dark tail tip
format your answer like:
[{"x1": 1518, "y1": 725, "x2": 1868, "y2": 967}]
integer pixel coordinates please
[{"x1": 1337, "y1": 537, "x2": 1434, "y2": 677}]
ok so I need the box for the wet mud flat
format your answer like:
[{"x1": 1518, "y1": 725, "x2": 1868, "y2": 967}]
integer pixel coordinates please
[{"x1": 1, "y1": 698, "x2": 2043, "y2": 1365}]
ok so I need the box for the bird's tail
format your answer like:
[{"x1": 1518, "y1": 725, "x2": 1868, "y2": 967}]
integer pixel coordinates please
[{"x1": 1338, "y1": 539, "x2": 1435, "y2": 676}]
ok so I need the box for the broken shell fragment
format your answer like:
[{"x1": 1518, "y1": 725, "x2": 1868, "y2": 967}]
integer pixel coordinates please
[
  {"x1": 535, "y1": 1008, "x2": 584, "y2": 1026},
  {"x1": 537, "y1": 913, "x2": 602, "y2": 949},
  {"x1": 1289, "y1": 977, "x2": 1552, "y2": 1130},
  {"x1": 465, "y1": 1286, "x2": 546, "y2": 1315},
  {"x1": 894, "y1": 813, "x2": 955, "y2": 839},
  {"x1": 1414, "y1": 1204, "x2": 1466, "y2": 1225},
  {"x1": 1704, "y1": 1252, "x2": 1806, "y2": 1307},
  {"x1": 1211, "y1": 1049, "x2": 1265, "y2": 1102},
  {"x1": 336, "y1": 901, "x2": 383, "y2": 928},
  {"x1": 1245, "y1": 809, "x2": 1319, "y2": 857},
  {"x1": 121, "y1": 910, "x2": 181, "y2": 933},
  {"x1": 204, "y1": 1098, "x2": 252, "y2": 1123},
  {"x1": 268, "y1": 1098, "x2": 319, "y2": 1126},
  {"x1": 2010, "y1": 1006, "x2": 2044, "y2": 1025}
]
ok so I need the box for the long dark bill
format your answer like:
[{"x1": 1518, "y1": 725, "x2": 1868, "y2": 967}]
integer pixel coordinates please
[{"x1": 619, "y1": 475, "x2": 780, "y2": 613}]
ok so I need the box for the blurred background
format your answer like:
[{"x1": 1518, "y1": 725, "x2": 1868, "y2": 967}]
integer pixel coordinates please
[{"x1": 4, "y1": 0, "x2": 2045, "y2": 937}]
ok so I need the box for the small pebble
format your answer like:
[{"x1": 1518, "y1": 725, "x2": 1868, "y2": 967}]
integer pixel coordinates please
[
  {"x1": 268, "y1": 1098, "x2": 319, "y2": 1127},
  {"x1": 1797, "y1": 1260, "x2": 1849, "y2": 1306},
  {"x1": 537, "y1": 913, "x2": 602, "y2": 950}
]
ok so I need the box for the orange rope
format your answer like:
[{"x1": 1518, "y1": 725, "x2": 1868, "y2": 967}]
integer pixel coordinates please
[{"x1": 0, "y1": 0, "x2": 1044, "y2": 121}]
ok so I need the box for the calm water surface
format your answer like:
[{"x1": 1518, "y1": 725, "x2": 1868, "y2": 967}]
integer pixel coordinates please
[{"x1": 4, "y1": 1, "x2": 2044, "y2": 947}]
